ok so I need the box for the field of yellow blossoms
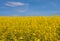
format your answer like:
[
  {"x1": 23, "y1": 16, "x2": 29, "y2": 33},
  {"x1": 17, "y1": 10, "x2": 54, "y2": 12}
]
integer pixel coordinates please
[{"x1": 0, "y1": 16, "x2": 60, "y2": 41}]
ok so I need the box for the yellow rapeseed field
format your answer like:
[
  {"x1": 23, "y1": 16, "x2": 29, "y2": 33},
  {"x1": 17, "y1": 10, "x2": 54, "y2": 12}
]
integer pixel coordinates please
[{"x1": 0, "y1": 16, "x2": 60, "y2": 41}]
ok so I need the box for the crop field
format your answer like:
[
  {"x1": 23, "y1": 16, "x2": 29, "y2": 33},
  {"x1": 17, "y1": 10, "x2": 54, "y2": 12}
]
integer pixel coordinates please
[{"x1": 0, "y1": 16, "x2": 60, "y2": 41}]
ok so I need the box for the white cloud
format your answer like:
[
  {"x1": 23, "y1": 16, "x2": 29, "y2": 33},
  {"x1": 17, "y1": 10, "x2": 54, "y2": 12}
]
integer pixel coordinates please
[
  {"x1": 15, "y1": 3, "x2": 29, "y2": 13},
  {"x1": 5, "y1": 2, "x2": 25, "y2": 7},
  {"x1": 5, "y1": 1, "x2": 29, "y2": 13},
  {"x1": 16, "y1": 5, "x2": 29, "y2": 13}
]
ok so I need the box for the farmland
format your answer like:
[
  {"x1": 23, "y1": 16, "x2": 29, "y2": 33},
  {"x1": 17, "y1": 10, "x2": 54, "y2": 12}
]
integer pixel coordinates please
[{"x1": 0, "y1": 16, "x2": 60, "y2": 41}]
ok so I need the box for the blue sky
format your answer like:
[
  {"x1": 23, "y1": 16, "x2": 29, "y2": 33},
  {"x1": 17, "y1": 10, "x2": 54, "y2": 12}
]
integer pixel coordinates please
[{"x1": 0, "y1": 0, "x2": 60, "y2": 16}]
